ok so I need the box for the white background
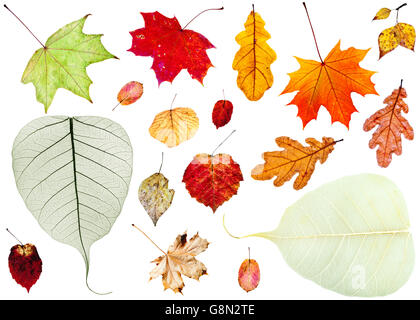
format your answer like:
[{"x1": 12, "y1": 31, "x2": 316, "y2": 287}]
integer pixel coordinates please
[{"x1": 0, "y1": 0, "x2": 418, "y2": 300}]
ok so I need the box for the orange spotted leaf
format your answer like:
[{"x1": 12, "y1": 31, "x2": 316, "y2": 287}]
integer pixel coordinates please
[
  {"x1": 363, "y1": 81, "x2": 414, "y2": 168},
  {"x1": 182, "y1": 153, "x2": 243, "y2": 212},
  {"x1": 252, "y1": 137, "x2": 340, "y2": 190},
  {"x1": 281, "y1": 41, "x2": 378, "y2": 128}
]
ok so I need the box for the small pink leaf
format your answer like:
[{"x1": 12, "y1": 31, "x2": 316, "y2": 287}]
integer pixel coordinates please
[{"x1": 238, "y1": 249, "x2": 260, "y2": 292}]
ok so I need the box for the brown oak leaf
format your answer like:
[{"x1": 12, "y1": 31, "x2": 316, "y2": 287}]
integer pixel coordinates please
[
  {"x1": 251, "y1": 137, "x2": 340, "y2": 190},
  {"x1": 363, "y1": 81, "x2": 414, "y2": 168},
  {"x1": 150, "y1": 232, "x2": 209, "y2": 293}
]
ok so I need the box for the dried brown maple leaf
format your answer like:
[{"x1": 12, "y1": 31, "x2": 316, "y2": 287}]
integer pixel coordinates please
[
  {"x1": 251, "y1": 137, "x2": 341, "y2": 190},
  {"x1": 363, "y1": 80, "x2": 414, "y2": 168},
  {"x1": 133, "y1": 225, "x2": 209, "y2": 293}
]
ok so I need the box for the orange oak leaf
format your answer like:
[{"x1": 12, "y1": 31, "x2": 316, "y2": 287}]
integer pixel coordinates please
[
  {"x1": 363, "y1": 80, "x2": 414, "y2": 168},
  {"x1": 251, "y1": 137, "x2": 340, "y2": 190},
  {"x1": 183, "y1": 153, "x2": 243, "y2": 212},
  {"x1": 150, "y1": 232, "x2": 209, "y2": 294},
  {"x1": 281, "y1": 41, "x2": 378, "y2": 128}
]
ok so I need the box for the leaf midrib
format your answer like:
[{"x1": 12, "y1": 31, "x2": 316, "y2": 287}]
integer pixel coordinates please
[
  {"x1": 69, "y1": 117, "x2": 89, "y2": 265},
  {"x1": 263, "y1": 229, "x2": 410, "y2": 241}
]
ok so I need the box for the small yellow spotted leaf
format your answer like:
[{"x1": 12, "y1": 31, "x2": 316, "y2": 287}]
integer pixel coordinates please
[
  {"x1": 373, "y1": 8, "x2": 391, "y2": 20},
  {"x1": 138, "y1": 173, "x2": 175, "y2": 226},
  {"x1": 149, "y1": 107, "x2": 199, "y2": 148},
  {"x1": 379, "y1": 23, "x2": 416, "y2": 59},
  {"x1": 232, "y1": 7, "x2": 276, "y2": 101}
]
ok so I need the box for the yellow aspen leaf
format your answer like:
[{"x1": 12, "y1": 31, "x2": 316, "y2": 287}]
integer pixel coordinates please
[
  {"x1": 149, "y1": 107, "x2": 199, "y2": 148},
  {"x1": 251, "y1": 137, "x2": 340, "y2": 190},
  {"x1": 232, "y1": 6, "x2": 276, "y2": 101},
  {"x1": 379, "y1": 23, "x2": 416, "y2": 59},
  {"x1": 373, "y1": 8, "x2": 391, "y2": 20},
  {"x1": 138, "y1": 173, "x2": 174, "y2": 226}
]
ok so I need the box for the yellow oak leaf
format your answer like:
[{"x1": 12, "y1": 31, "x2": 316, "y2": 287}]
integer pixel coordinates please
[
  {"x1": 149, "y1": 107, "x2": 199, "y2": 148},
  {"x1": 232, "y1": 6, "x2": 276, "y2": 101},
  {"x1": 251, "y1": 136, "x2": 340, "y2": 190}
]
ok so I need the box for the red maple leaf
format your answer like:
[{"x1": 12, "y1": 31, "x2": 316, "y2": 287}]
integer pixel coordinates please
[
  {"x1": 128, "y1": 11, "x2": 215, "y2": 85},
  {"x1": 212, "y1": 99, "x2": 233, "y2": 129},
  {"x1": 182, "y1": 153, "x2": 243, "y2": 212}
]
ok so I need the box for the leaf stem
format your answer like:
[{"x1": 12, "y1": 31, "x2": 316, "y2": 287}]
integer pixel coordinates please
[
  {"x1": 158, "y1": 152, "x2": 164, "y2": 174},
  {"x1": 302, "y1": 2, "x2": 323, "y2": 63},
  {"x1": 4, "y1": 4, "x2": 45, "y2": 48},
  {"x1": 181, "y1": 6, "x2": 224, "y2": 30},
  {"x1": 211, "y1": 129, "x2": 236, "y2": 156},
  {"x1": 334, "y1": 139, "x2": 344, "y2": 144},
  {"x1": 395, "y1": 3, "x2": 407, "y2": 23},
  {"x1": 170, "y1": 93, "x2": 177, "y2": 110},
  {"x1": 6, "y1": 228, "x2": 24, "y2": 246},
  {"x1": 399, "y1": 79, "x2": 403, "y2": 88},
  {"x1": 112, "y1": 101, "x2": 122, "y2": 111},
  {"x1": 132, "y1": 224, "x2": 167, "y2": 256}
]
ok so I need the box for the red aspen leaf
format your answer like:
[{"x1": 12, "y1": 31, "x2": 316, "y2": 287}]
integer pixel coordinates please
[
  {"x1": 182, "y1": 153, "x2": 243, "y2": 212},
  {"x1": 8, "y1": 242, "x2": 42, "y2": 292},
  {"x1": 363, "y1": 81, "x2": 414, "y2": 168},
  {"x1": 252, "y1": 137, "x2": 340, "y2": 190},
  {"x1": 128, "y1": 9, "x2": 222, "y2": 85},
  {"x1": 238, "y1": 249, "x2": 260, "y2": 293},
  {"x1": 114, "y1": 81, "x2": 143, "y2": 111},
  {"x1": 212, "y1": 99, "x2": 233, "y2": 129},
  {"x1": 281, "y1": 41, "x2": 378, "y2": 128}
]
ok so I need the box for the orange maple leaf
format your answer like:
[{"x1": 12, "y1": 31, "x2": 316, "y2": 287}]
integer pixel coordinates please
[
  {"x1": 363, "y1": 81, "x2": 414, "y2": 168},
  {"x1": 281, "y1": 41, "x2": 378, "y2": 128},
  {"x1": 251, "y1": 136, "x2": 340, "y2": 190}
]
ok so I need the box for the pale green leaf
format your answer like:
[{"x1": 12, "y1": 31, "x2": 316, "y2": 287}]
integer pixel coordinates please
[
  {"x1": 12, "y1": 116, "x2": 133, "y2": 292},
  {"x1": 256, "y1": 174, "x2": 414, "y2": 297},
  {"x1": 21, "y1": 15, "x2": 117, "y2": 113}
]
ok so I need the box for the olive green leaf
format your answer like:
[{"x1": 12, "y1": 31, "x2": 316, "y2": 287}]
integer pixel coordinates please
[
  {"x1": 21, "y1": 15, "x2": 117, "y2": 113},
  {"x1": 12, "y1": 116, "x2": 133, "y2": 293},
  {"x1": 138, "y1": 173, "x2": 175, "y2": 226}
]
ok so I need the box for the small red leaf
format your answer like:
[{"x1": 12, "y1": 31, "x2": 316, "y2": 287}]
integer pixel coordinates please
[
  {"x1": 238, "y1": 258, "x2": 260, "y2": 292},
  {"x1": 182, "y1": 153, "x2": 243, "y2": 212},
  {"x1": 212, "y1": 100, "x2": 233, "y2": 129},
  {"x1": 9, "y1": 244, "x2": 42, "y2": 292}
]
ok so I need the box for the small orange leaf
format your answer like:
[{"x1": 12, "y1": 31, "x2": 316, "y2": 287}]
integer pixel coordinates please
[
  {"x1": 113, "y1": 81, "x2": 143, "y2": 110},
  {"x1": 363, "y1": 81, "x2": 414, "y2": 168},
  {"x1": 252, "y1": 137, "x2": 340, "y2": 190}
]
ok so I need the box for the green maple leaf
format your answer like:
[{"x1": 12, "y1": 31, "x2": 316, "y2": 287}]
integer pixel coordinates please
[{"x1": 21, "y1": 15, "x2": 117, "y2": 113}]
